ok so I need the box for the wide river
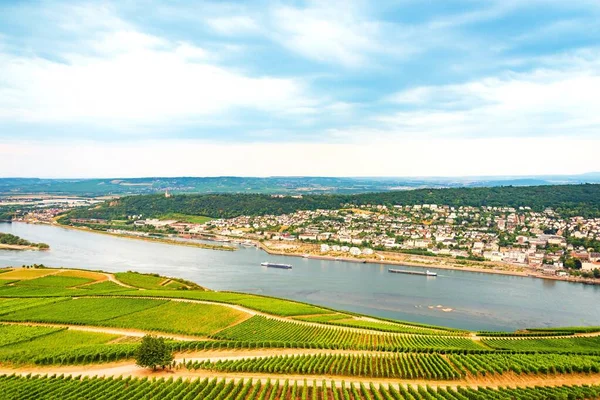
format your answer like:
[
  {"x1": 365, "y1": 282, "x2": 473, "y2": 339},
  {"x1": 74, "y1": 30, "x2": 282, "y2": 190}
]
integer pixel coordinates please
[{"x1": 1, "y1": 222, "x2": 598, "y2": 331}]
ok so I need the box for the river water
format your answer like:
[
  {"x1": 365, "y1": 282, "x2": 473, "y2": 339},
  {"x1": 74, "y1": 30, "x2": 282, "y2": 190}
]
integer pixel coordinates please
[{"x1": 1, "y1": 222, "x2": 598, "y2": 331}]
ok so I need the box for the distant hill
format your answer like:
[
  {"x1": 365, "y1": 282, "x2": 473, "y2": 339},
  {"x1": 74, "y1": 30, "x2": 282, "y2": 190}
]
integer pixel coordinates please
[
  {"x1": 2, "y1": 174, "x2": 600, "y2": 196},
  {"x1": 63, "y1": 183, "x2": 600, "y2": 221}
]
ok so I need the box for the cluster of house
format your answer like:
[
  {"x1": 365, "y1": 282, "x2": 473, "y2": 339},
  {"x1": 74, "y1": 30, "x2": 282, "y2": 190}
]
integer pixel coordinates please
[
  {"x1": 197, "y1": 204, "x2": 600, "y2": 271},
  {"x1": 25, "y1": 200, "x2": 600, "y2": 274}
]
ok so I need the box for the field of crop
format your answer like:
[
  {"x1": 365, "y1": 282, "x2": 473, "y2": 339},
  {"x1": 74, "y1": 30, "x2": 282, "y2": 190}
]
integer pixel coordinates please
[
  {"x1": 15, "y1": 275, "x2": 94, "y2": 288},
  {"x1": 0, "y1": 297, "x2": 167, "y2": 324},
  {"x1": 114, "y1": 272, "x2": 169, "y2": 290},
  {"x1": 213, "y1": 316, "x2": 485, "y2": 351},
  {"x1": 477, "y1": 331, "x2": 574, "y2": 337},
  {"x1": 0, "y1": 297, "x2": 68, "y2": 315},
  {"x1": 449, "y1": 353, "x2": 600, "y2": 376},
  {"x1": 0, "y1": 323, "x2": 63, "y2": 347},
  {"x1": 294, "y1": 314, "x2": 349, "y2": 323},
  {"x1": 0, "y1": 268, "x2": 55, "y2": 280},
  {"x1": 528, "y1": 326, "x2": 600, "y2": 334},
  {"x1": 81, "y1": 281, "x2": 132, "y2": 292},
  {"x1": 296, "y1": 316, "x2": 464, "y2": 336},
  {"x1": 0, "y1": 329, "x2": 120, "y2": 365},
  {"x1": 105, "y1": 301, "x2": 249, "y2": 336},
  {"x1": 3, "y1": 375, "x2": 600, "y2": 400},
  {"x1": 482, "y1": 336, "x2": 600, "y2": 354},
  {"x1": 189, "y1": 352, "x2": 461, "y2": 380},
  {"x1": 116, "y1": 290, "x2": 333, "y2": 316}
]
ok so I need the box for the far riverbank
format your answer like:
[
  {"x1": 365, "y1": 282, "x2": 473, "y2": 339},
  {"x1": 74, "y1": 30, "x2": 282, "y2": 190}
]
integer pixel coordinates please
[
  {"x1": 36, "y1": 222, "x2": 236, "y2": 252},
  {"x1": 13, "y1": 221, "x2": 599, "y2": 286},
  {"x1": 256, "y1": 241, "x2": 600, "y2": 286}
]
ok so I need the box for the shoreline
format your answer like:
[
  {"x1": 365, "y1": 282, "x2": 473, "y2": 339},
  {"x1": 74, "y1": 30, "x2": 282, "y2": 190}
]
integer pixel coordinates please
[
  {"x1": 18, "y1": 221, "x2": 236, "y2": 252},
  {"x1": 256, "y1": 242, "x2": 600, "y2": 285},
  {"x1": 0, "y1": 243, "x2": 43, "y2": 251},
  {"x1": 7, "y1": 221, "x2": 598, "y2": 285}
]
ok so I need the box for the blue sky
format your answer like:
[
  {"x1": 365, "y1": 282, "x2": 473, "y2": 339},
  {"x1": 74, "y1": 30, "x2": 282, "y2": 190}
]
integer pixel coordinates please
[{"x1": 1, "y1": 0, "x2": 600, "y2": 177}]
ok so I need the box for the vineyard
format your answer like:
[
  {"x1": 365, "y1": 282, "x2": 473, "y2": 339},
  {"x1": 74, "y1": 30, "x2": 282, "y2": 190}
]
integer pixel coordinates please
[
  {"x1": 212, "y1": 316, "x2": 484, "y2": 352},
  {"x1": 187, "y1": 352, "x2": 461, "y2": 380},
  {"x1": 449, "y1": 353, "x2": 600, "y2": 376},
  {"x1": 0, "y1": 297, "x2": 250, "y2": 336},
  {"x1": 1, "y1": 267, "x2": 600, "y2": 398},
  {"x1": 482, "y1": 336, "x2": 600, "y2": 354},
  {"x1": 295, "y1": 316, "x2": 466, "y2": 336},
  {"x1": 3, "y1": 375, "x2": 600, "y2": 400}
]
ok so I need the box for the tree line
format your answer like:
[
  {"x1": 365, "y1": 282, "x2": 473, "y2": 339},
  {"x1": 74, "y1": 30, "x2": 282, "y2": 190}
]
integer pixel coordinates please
[{"x1": 62, "y1": 184, "x2": 600, "y2": 221}]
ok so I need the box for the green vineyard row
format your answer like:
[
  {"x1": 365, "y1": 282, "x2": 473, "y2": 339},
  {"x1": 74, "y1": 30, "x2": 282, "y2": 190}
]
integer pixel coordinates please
[{"x1": 2, "y1": 375, "x2": 600, "y2": 400}]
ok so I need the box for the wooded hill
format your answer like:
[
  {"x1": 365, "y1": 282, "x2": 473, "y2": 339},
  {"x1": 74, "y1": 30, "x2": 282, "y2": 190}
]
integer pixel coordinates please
[{"x1": 62, "y1": 184, "x2": 600, "y2": 221}]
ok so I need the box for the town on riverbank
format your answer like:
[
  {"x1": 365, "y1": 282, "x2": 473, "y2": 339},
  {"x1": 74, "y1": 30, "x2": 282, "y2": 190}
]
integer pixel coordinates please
[{"x1": 7, "y1": 187, "x2": 600, "y2": 285}]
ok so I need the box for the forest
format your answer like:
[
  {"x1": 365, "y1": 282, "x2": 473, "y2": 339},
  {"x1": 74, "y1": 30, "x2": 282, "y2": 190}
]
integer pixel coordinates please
[{"x1": 62, "y1": 184, "x2": 600, "y2": 221}]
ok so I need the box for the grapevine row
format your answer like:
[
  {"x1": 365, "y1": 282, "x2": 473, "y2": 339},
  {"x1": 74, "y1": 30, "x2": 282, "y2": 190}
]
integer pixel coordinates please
[
  {"x1": 3, "y1": 375, "x2": 600, "y2": 399},
  {"x1": 212, "y1": 316, "x2": 484, "y2": 352},
  {"x1": 186, "y1": 352, "x2": 461, "y2": 380},
  {"x1": 449, "y1": 353, "x2": 600, "y2": 376}
]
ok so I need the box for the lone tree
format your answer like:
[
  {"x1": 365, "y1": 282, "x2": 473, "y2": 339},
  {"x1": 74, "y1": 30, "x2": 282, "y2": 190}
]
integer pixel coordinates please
[{"x1": 135, "y1": 335, "x2": 174, "y2": 371}]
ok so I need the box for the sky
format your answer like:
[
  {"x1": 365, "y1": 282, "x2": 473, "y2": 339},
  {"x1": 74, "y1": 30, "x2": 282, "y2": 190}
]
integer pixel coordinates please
[{"x1": 1, "y1": 0, "x2": 600, "y2": 178}]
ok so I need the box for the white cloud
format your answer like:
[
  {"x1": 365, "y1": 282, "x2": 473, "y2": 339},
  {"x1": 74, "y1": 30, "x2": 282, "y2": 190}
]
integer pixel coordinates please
[
  {"x1": 2, "y1": 138, "x2": 599, "y2": 178},
  {"x1": 0, "y1": 14, "x2": 316, "y2": 128},
  {"x1": 268, "y1": 1, "x2": 388, "y2": 68},
  {"x1": 384, "y1": 56, "x2": 600, "y2": 138},
  {"x1": 205, "y1": 16, "x2": 260, "y2": 35}
]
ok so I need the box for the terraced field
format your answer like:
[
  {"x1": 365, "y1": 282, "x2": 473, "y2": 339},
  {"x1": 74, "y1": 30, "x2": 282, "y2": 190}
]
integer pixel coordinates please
[
  {"x1": 213, "y1": 316, "x2": 484, "y2": 351},
  {"x1": 0, "y1": 266, "x2": 599, "y2": 399},
  {"x1": 482, "y1": 336, "x2": 600, "y2": 354}
]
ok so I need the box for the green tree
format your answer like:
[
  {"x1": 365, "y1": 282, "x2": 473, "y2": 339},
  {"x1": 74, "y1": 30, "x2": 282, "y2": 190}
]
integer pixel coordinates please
[
  {"x1": 593, "y1": 268, "x2": 600, "y2": 279},
  {"x1": 135, "y1": 335, "x2": 173, "y2": 371},
  {"x1": 564, "y1": 258, "x2": 582, "y2": 270}
]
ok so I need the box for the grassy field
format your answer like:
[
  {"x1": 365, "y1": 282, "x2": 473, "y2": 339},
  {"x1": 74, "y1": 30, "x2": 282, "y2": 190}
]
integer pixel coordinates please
[
  {"x1": 160, "y1": 213, "x2": 213, "y2": 224},
  {"x1": 105, "y1": 301, "x2": 250, "y2": 336}
]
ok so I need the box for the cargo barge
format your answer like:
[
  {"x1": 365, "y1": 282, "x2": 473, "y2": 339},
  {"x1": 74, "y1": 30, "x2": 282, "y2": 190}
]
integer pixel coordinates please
[
  {"x1": 388, "y1": 268, "x2": 437, "y2": 277},
  {"x1": 261, "y1": 262, "x2": 293, "y2": 270}
]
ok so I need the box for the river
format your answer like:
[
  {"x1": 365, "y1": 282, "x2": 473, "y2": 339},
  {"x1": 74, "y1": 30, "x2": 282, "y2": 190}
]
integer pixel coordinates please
[{"x1": 1, "y1": 222, "x2": 598, "y2": 331}]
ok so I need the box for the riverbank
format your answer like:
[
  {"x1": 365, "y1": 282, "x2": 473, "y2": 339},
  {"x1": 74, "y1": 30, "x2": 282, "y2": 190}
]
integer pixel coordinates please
[
  {"x1": 0, "y1": 243, "x2": 45, "y2": 251},
  {"x1": 10, "y1": 221, "x2": 599, "y2": 285},
  {"x1": 256, "y1": 241, "x2": 600, "y2": 285},
  {"x1": 45, "y1": 222, "x2": 236, "y2": 252}
]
